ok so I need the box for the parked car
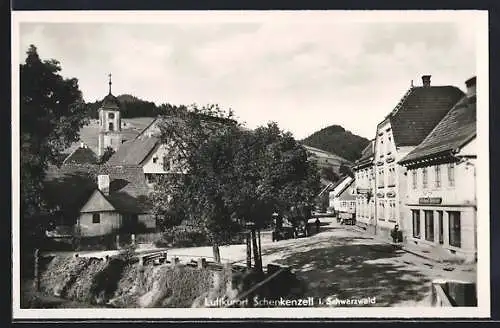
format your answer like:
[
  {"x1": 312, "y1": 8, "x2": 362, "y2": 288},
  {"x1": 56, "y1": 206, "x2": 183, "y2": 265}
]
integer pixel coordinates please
[{"x1": 272, "y1": 226, "x2": 295, "y2": 241}]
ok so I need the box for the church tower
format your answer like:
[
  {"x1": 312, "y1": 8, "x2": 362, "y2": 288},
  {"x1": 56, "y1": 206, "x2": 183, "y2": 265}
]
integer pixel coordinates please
[{"x1": 98, "y1": 74, "x2": 122, "y2": 157}]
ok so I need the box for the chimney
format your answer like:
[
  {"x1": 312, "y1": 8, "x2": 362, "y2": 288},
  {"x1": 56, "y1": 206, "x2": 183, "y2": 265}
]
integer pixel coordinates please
[
  {"x1": 97, "y1": 174, "x2": 110, "y2": 195},
  {"x1": 422, "y1": 75, "x2": 431, "y2": 87},
  {"x1": 465, "y1": 76, "x2": 476, "y2": 97}
]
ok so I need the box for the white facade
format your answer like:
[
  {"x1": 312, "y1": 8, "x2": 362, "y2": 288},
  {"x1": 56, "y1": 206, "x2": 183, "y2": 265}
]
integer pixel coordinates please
[
  {"x1": 354, "y1": 165, "x2": 375, "y2": 228},
  {"x1": 372, "y1": 120, "x2": 415, "y2": 240},
  {"x1": 98, "y1": 108, "x2": 122, "y2": 156},
  {"x1": 142, "y1": 143, "x2": 188, "y2": 175},
  {"x1": 403, "y1": 139, "x2": 477, "y2": 261},
  {"x1": 329, "y1": 176, "x2": 354, "y2": 210}
]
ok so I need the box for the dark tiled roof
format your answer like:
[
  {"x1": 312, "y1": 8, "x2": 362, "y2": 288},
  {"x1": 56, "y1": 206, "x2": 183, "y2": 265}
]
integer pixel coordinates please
[
  {"x1": 63, "y1": 146, "x2": 98, "y2": 165},
  {"x1": 99, "y1": 165, "x2": 152, "y2": 213},
  {"x1": 101, "y1": 93, "x2": 121, "y2": 110},
  {"x1": 106, "y1": 137, "x2": 160, "y2": 166},
  {"x1": 44, "y1": 162, "x2": 153, "y2": 218},
  {"x1": 43, "y1": 164, "x2": 99, "y2": 222},
  {"x1": 357, "y1": 140, "x2": 374, "y2": 162},
  {"x1": 387, "y1": 86, "x2": 465, "y2": 147},
  {"x1": 400, "y1": 95, "x2": 476, "y2": 163}
]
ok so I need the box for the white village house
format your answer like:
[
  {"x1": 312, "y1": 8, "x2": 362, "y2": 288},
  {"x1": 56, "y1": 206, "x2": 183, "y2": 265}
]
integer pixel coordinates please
[
  {"x1": 44, "y1": 79, "x2": 186, "y2": 238},
  {"x1": 328, "y1": 176, "x2": 354, "y2": 215},
  {"x1": 371, "y1": 75, "x2": 464, "y2": 242},
  {"x1": 398, "y1": 76, "x2": 477, "y2": 262},
  {"x1": 352, "y1": 140, "x2": 376, "y2": 233}
]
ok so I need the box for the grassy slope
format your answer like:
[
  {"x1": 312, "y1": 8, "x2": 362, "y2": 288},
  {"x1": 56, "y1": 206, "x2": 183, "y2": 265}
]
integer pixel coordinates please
[{"x1": 66, "y1": 117, "x2": 156, "y2": 155}]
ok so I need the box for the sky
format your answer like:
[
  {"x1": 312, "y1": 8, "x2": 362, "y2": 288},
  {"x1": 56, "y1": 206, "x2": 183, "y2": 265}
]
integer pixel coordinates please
[{"x1": 16, "y1": 12, "x2": 479, "y2": 140}]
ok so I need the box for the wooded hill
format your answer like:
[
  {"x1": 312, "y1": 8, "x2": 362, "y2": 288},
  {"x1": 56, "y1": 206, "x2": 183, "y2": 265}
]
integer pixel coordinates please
[
  {"x1": 301, "y1": 125, "x2": 370, "y2": 162},
  {"x1": 86, "y1": 94, "x2": 186, "y2": 119}
]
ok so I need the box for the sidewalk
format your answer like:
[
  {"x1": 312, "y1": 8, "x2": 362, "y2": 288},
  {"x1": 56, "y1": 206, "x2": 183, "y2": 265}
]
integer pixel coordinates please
[{"x1": 344, "y1": 225, "x2": 476, "y2": 273}]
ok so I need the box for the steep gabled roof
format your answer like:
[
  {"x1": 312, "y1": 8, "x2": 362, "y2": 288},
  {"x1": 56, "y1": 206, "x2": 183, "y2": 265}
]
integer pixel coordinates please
[
  {"x1": 302, "y1": 144, "x2": 352, "y2": 164},
  {"x1": 106, "y1": 137, "x2": 160, "y2": 166},
  {"x1": 337, "y1": 179, "x2": 356, "y2": 201},
  {"x1": 63, "y1": 146, "x2": 98, "y2": 165},
  {"x1": 399, "y1": 95, "x2": 476, "y2": 164},
  {"x1": 99, "y1": 164, "x2": 153, "y2": 213},
  {"x1": 330, "y1": 176, "x2": 354, "y2": 198},
  {"x1": 44, "y1": 162, "x2": 154, "y2": 219},
  {"x1": 43, "y1": 164, "x2": 99, "y2": 222},
  {"x1": 384, "y1": 86, "x2": 464, "y2": 147},
  {"x1": 356, "y1": 139, "x2": 374, "y2": 163}
]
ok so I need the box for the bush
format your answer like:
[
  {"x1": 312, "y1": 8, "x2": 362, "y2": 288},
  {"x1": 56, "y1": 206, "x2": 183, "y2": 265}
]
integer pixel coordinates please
[
  {"x1": 154, "y1": 225, "x2": 210, "y2": 248},
  {"x1": 74, "y1": 235, "x2": 117, "y2": 251}
]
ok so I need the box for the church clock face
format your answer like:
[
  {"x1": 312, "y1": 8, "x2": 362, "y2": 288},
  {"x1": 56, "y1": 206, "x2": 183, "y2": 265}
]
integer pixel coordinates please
[{"x1": 109, "y1": 112, "x2": 115, "y2": 119}]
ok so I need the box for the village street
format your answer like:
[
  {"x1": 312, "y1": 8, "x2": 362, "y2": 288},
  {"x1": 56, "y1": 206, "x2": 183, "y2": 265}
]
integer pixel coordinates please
[
  {"x1": 49, "y1": 217, "x2": 476, "y2": 307},
  {"x1": 250, "y1": 218, "x2": 475, "y2": 307}
]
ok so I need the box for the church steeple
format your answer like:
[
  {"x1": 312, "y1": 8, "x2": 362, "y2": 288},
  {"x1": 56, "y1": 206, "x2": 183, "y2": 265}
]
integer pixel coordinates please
[
  {"x1": 108, "y1": 73, "x2": 112, "y2": 95},
  {"x1": 98, "y1": 74, "x2": 122, "y2": 157}
]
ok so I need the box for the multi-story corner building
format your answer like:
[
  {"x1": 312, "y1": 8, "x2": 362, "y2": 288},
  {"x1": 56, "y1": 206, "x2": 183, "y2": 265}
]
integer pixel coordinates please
[
  {"x1": 372, "y1": 75, "x2": 464, "y2": 242},
  {"x1": 353, "y1": 140, "x2": 376, "y2": 233},
  {"x1": 398, "y1": 77, "x2": 477, "y2": 262}
]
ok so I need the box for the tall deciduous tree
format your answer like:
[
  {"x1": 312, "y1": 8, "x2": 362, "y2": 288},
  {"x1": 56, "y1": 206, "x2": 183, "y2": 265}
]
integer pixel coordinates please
[
  {"x1": 228, "y1": 123, "x2": 321, "y2": 269},
  {"x1": 152, "y1": 106, "x2": 320, "y2": 269},
  {"x1": 20, "y1": 45, "x2": 88, "y2": 221},
  {"x1": 151, "y1": 104, "x2": 239, "y2": 262}
]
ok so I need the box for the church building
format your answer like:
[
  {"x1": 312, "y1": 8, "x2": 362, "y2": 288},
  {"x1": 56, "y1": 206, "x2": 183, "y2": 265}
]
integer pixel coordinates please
[{"x1": 98, "y1": 74, "x2": 123, "y2": 157}]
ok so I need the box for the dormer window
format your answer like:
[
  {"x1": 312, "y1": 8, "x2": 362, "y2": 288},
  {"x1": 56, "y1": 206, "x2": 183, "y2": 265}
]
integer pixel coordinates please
[{"x1": 109, "y1": 113, "x2": 115, "y2": 119}]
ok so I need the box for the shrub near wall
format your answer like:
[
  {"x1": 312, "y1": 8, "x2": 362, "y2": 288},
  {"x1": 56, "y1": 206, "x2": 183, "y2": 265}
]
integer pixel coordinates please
[
  {"x1": 154, "y1": 225, "x2": 246, "y2": 248},
  {"x1": 154, "y1": 225, "x2": 211, "y2": 248},
  {"x1": 74, "y1": 235, "x2": 117, "y2": 251}
]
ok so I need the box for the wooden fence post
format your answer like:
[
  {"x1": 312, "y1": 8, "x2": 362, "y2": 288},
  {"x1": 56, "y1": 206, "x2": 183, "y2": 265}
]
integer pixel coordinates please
[
  {"x1": 197, "y1": 258, "x2": 207, "y2": 269},
  {"x1": 258, "y1": 229, "x2": 262, "y2": 270},
  {"x1": 171, "y1": 257, "x2": 180, "y2": 266},
  {"x1": 246, "y1": 231, "x2": 252, "y2": 269},
  {"x1": 33, "y1": 248, "x2": 40, "y2": 292}
]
